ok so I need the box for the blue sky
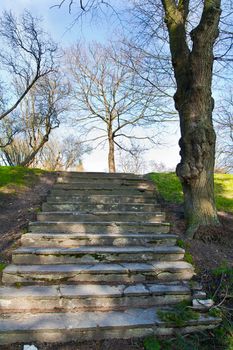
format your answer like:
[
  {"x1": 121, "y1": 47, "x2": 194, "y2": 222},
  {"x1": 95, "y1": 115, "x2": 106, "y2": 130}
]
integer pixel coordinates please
[
  {"x1": 0, "y1": 0, "x2": 180, "y2": 172},
  {"x1": 1, "y1": 0, "x2": 124, "y2": 45}
]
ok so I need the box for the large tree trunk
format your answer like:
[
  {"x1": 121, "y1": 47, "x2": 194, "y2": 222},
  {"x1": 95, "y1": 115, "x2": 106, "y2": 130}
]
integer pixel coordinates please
[
  {"x1": 162, "y1": 0, "x2": 221, "y2": 238},
  {"x1": 176, "y1": 98, "x2": 219, "y2": 237},
  {"x1": 108, "y1": 134, "x2": 116, "y2": 173}
]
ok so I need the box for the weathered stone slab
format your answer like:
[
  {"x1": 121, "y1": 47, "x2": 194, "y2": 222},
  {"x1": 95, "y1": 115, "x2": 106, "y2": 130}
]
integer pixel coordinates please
[
  {"x1": 23, "y1": 345, "x2": 38, "y2": 350},
  {"x1": 57, "y1": 171, "x2": 142, "y2": 179},
  {"x1": 21, "y1": 233, "x2": 178, "y2": 248},
  {"x1": 192, "y1": 299, "x2": 214, "y2": 311},
  {"x1": 28, "y1": 221, "x2": 170, "y2": 234},
  {"x1": 192, "y1": 291, "x2": 207, "y2": 299},
  {"x1": 2, "y1": 261, "x2": 194, "y2": 285},
  {"x1": 12, "y1": 246, "x2": 184, "y2": 264},
  {"x1": 50, "y1": 188, "x2": 155, "y2": 196},
  {"x1": 56, "y1": 177, "x2": 153, "y2": 185},
  {"x1": 42, "y1": 202, "x2": 160, "y2": 212},
  {"x1": 0, "y1": 307, "x2": 221, "y2": 345},
  {"x1": 0, "y1": 283, "x2": 191, "y2": 313},
  {"x1": 53, "y1": 181, "x2": 155, "y2": 190},
  {"x1": 47, "y1": 194, "x2": 157, "y2": 204},
  {"x1": 37, "y1": 211, "x2": 165, "y2": 223}
]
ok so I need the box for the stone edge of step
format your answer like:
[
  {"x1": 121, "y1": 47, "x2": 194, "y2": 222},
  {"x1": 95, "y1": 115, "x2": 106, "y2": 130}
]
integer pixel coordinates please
[
  {"x1": 0, "y1": 283, "x2": 191, "y2": 298},
  {"x1": 3, "y1": 260, "x2": 195, "y2": 274},
  {"x1": 12, "y1": 246, "x2": 185, "y2": 255},
  {"x1": 21, "y1": 233, "x2": 178, "y2": 238},
  {"x1": 28, "y1": 221, "x2": 171, "y2": 226}
]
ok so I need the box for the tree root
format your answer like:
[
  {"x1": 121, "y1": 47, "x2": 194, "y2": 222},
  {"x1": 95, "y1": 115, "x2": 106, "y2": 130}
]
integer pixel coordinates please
[{"x1": 185, "y1": 223, "x2": 223, "y2": 242}]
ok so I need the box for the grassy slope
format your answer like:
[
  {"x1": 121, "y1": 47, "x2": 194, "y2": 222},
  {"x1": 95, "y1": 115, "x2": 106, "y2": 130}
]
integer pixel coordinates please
[
  {"x1": 150, "y1": 172, "x2": 233, "y2": 213},
  {"x1": 0, "y1": 166, "x2": 45, "y2": 193}
]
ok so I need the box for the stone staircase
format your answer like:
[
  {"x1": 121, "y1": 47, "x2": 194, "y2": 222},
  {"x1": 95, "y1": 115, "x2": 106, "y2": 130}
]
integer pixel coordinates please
[{"x1": 0, "y1": 172, "x2": 220, "y2": 345}]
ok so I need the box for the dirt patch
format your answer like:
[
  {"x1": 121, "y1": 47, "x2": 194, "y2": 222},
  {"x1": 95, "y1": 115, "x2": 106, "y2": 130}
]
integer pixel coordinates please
[
  {"x1": 163, "y1": 203, "x2": 233, "y2": 271},
  {"x1": 0, "y1": 172, "x2": 56, "y2": 265}
]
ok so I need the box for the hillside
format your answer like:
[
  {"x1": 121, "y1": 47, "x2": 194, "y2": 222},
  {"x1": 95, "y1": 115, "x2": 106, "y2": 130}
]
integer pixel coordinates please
[{"x1": 0, "y1": 166, "x2": 55, "y2": 267}]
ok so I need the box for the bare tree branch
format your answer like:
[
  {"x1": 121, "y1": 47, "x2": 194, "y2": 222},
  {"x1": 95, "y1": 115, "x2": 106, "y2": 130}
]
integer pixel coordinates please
[{"x1": 0, "y1": 10, "x2": 58, "y2": 121}]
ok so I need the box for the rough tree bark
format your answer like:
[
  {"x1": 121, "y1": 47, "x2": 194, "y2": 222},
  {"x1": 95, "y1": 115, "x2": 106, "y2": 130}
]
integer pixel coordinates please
[
  {"x1": 108, "y1": 136, "x2": 116, "y2": 172},
  {"x1": 108, "y1": 124, "x2": 116, "y2": 172},
  {"x1": 161, "y1": 0, "x2": 221, "y2": 237}
]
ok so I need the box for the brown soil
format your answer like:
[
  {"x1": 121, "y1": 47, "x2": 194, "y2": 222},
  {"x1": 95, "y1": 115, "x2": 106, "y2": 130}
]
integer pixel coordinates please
[
  {"x1": 164, "y1": 204, "x2": 233, "y2": 272},
  {"x1": 0, "y1": 185, "x2": 232, "y2": 350},
  {"x1": 0, "y1": 173, "x2": 56, "y2": 265}
]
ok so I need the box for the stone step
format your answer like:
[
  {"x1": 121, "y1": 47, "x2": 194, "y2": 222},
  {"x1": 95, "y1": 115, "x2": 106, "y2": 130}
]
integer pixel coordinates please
[
  {"x1": 37, "y1": 211, "x2": 165, "y2": 223},
  {"x1": 0, "y1": 283, "x2": 191, "y2": 313},
  {"x1": 12, "y1": 246, "x2": 184, "y2": 265},
  {"x1": 53, "y1": 182, "x2": 154, "y2": 191},
  {"x1": 57, "y1": 172, "x2": 142, "y2": 179},
  {"x1": 192, "y1": 298, "x2": 214, "y2": 311},
  {"x1": 50, "y1": 188, "x2": 155, "y2": 196},
  {"x1": 42, "y1": 202, "x2": 160, "y2": 212},
  {"x1": 28, "y1": 221, "x2": 170, "y2": 234},
  {"x1": 56, "y1": 177, "x2": 152, "y2": 185},
  {"x1": 21, "y1": 233, "x2": 178, "y2": 248},
  {"x1": 2, "y1": 261, "x2": 194, "y2": 285},
  {"x1": 46, "y1": 194, "x2": 157, "y2": 204},
  {"x1": 0, "y1": 307, "x2": 220, "y2": 345}
]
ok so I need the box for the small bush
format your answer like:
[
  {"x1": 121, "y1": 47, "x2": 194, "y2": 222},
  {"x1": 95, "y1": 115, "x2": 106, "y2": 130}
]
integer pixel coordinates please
[
  {"x1": 0, "y1": 263, "x2": 6, "y2": 272},
  {"x1": 157, "y1": 301, "x2": 199, "y2": 327},
  {"x1": 144, "y1": 337, "x2": 161, "y2": 350}
]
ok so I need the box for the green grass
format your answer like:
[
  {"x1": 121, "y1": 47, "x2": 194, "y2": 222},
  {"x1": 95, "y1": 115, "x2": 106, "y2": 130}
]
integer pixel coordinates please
[
  {"x1": 214, "y1": 174, "x2": 233, "y2": 212},
  {"x1": 0, "y1": 166, "x2": 46, "y2": 193},
  {"x1": 0, "y1": 263, "x2": 6, "y2": 272},
  {"x1": 157, "y1": 301, "x2": 199, "y2": 327},
  {"x1": 149, "y1": 172, "x2": 233, "y2": 213},
  {"x1": 150, "y1": 173, "x2": 183, "y2": 203}
]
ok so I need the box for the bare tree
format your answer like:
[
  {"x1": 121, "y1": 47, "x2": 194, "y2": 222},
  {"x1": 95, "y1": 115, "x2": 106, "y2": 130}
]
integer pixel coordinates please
[
  {"x1": 215, "y1": 91, "x2": 233, "y2": 172},
  {"x1": 66, "y1": 42, "x2": 167, "y2": 172},
  {"x1": 0, "y1": 10, "x2": 57, "y2": 121},
  {"x1": 117, "y1": 142, "x2": 147, "y2": 174},
  {"x1": 38, "y1": 135, "x2": 91, "y2": 171},
  {"x1": 0, "y1": 73, "x2": 70, "y2": 167},
  {"x1": 149, "y1": 160, "x2": 174, "y2": 173}
]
